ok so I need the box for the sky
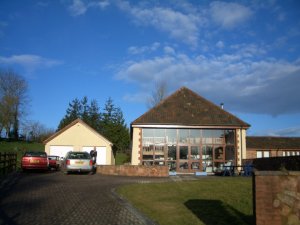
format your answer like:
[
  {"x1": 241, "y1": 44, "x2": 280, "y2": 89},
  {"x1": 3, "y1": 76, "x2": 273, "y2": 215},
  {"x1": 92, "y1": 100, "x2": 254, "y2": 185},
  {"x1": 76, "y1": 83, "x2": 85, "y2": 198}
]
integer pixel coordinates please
[{"x1": 0, "y1": 0, "x2": 300, "y2": 137}]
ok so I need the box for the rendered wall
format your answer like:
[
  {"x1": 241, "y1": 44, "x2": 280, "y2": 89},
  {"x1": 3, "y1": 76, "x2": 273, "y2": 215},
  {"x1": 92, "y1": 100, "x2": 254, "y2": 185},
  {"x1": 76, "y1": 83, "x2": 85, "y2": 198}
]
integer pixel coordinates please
[
  {"x1": 131, "y1": 127, "x2": 141, "y2": 165},
  {"x1": 236, "y1": 128, "x2": 247, "y2": 166}
]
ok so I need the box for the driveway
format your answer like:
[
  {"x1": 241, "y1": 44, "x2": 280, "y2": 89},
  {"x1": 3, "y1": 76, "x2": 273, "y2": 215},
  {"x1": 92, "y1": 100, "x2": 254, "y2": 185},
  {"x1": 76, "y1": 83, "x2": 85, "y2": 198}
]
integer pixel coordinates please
[{"x1": 0, "y1": 171, "x2": 169, "y2": 225}]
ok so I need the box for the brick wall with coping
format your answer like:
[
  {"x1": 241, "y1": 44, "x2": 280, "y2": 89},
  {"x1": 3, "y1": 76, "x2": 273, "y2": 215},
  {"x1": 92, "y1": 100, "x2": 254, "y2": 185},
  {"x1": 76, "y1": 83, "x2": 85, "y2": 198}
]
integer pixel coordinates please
[
  {"x1": 96, "y1": 165, "x2": 169, "y2": 177},
  {"x1": 254, "y1": 171, "x2": 300, "y2": 225}
]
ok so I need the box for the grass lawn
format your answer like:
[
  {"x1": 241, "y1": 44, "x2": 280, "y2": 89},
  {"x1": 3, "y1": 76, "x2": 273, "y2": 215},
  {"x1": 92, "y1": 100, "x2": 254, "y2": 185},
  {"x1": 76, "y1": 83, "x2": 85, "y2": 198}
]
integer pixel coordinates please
[
  {"x1": 115, "y1": 152, "x2": 131, "y2": 165},
  {"x1": 117, "y1": 177, "x2": 254, "y2": 225},
  {"x1": 0, "y1": 140, "x2": 44, "y2": 169}
]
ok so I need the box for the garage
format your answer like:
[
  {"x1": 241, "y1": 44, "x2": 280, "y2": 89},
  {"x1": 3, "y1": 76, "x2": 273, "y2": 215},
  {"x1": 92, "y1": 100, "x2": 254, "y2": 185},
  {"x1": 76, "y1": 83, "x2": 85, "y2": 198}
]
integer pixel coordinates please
[
  {"x1": 44, "y1": 119, "x2": 115, "y2": 165},
  {"x1": 82, "y1": 146, "x2": 107, "y2": 165},
  {"x1": 49, "y1": 146, "x2": 73, "y2": 159}
]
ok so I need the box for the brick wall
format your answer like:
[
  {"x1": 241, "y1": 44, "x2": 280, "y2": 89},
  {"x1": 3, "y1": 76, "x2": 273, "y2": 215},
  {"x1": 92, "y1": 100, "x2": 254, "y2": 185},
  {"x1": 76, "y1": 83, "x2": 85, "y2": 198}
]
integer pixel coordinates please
[
  {"x1": 254, "y1": 171, "x2": 300, "y2": 225},
  {"x1": 96, "y1": 165, "x2": 169, "y2": 177}
]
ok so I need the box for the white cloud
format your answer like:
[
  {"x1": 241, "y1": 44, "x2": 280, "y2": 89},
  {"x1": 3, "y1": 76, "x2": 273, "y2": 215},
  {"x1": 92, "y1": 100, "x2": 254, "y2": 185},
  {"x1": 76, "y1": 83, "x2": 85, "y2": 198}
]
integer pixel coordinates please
[
  {"x1": 116, "y1": 1, "x2": 201, "y2": 47},
  {"x1": 128, "y1": 42, "x2": 160, "y2": 55},
  {"x1": 116, "y1": 45, "x2": 300, "y2": 115},
  {"x1": 0, "y1": 54, "x2": 63, "y2": 74},
  {"x1": 216, "y1": 41, "x2": 224, "y2": 49},
  {"x1": 254, "y1": 126, "x2": 300, "y2": 137},
  {"x1": 210, "y1": 1, "x2": 252, "y2": 29},
  {"x1": 68, "y1": 0, "x2": 109, "y2": 16},
  {"x1": 164, "y1": 46, "x2": 175, "y2": 55},
  {"x1": 68, "y1": 0, "x2": 87, "y2": 16}
]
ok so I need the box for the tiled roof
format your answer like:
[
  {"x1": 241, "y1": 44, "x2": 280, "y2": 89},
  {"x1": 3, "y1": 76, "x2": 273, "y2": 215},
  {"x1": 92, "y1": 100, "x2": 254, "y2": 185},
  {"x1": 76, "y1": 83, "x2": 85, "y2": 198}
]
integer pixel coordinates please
[
  {"x1": 247, "y1": 136, "x2": 300, "y2": 149},
  {"x1": 132, "y1": 87, "x2": 250, "y2": 127}
]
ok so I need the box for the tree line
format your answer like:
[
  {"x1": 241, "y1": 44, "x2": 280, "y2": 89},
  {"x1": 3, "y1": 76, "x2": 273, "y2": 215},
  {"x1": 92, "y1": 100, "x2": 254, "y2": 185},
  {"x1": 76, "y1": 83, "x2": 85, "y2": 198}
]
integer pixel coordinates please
[
  {"x1": 57, "y1": 96, "x2": 130, "y2": 153},
  {"x1": 1, "y1": 68, "x2": 165, "y2": 152},
  {"x1": 0, "y1": 70, "x2": 130, "y2": 152}
]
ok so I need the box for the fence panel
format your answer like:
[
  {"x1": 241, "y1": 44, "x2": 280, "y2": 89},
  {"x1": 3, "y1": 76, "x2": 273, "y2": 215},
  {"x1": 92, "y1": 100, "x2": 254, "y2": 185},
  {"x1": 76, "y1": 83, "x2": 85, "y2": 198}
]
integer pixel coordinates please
[{"x1": 0, "y1": 152, "x2": 17, "y2": 175}]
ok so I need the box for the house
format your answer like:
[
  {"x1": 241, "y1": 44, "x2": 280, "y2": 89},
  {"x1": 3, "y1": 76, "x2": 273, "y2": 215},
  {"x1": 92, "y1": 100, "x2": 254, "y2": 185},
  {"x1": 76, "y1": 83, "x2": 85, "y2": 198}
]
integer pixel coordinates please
[
  {"x1": 44, "y1": 119, "x2": 115, "y2": 165},
  {"x1": 130, "y1": 87, "x2": 250, "y2": 173},
  {"x1": 246, "y1": 136, "x2": 300, "y2": 158}
]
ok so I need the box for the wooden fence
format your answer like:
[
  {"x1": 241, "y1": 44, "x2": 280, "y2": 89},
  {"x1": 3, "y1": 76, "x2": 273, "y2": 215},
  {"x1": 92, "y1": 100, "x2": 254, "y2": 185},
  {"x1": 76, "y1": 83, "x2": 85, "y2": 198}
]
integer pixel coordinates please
[{"x1": 0, "y1": 152, "x2": 17, "y2": 175}]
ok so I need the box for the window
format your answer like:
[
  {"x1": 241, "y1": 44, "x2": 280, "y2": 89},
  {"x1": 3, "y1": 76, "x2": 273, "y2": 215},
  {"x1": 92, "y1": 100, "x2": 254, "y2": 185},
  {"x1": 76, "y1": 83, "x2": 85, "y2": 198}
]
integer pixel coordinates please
[
  {"x1": 179, "y1": 146, "x2": 188, "y2": 159},
  {"x1": 141, "y1": 128, "x2": 236, "y2": 172},
  {"x1": 191, "y1": 146, "x2": 200, "y2": 160},
  {"x1": 214, "y1": 146, "x2": 224, "y2": 160},
  {"x1": 264, "y1": 151, "x2": 270, "y2": 158},
  {"x1": 179, "y1": 129, "x2": 189, "y2": 143},
  {"x1": 257, "y1": 150, "x2": 269, "y2": 158},
  {"x1": 225, "y1": 130, "x2": 235, "y2": 144},
  {"x1": 225, "y1": 146, "x2": 235, "y2": 161},
  {"x1": 167, "y1": 145, "x2": 176, "y2": 160},
  {"x1": 257, "y1": 151, "x2": 263, "y2": 158},
  {"x1": 190, "y1": 129, "x2": 201, "y2": 144}
]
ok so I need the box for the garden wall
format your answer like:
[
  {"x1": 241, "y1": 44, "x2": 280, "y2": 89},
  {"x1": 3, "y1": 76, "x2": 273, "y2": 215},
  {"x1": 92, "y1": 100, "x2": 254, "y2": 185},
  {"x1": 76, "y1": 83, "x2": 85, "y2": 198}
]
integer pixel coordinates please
[
  {"x1": 254, "y1": 171, "x2": 300, "y2": 225},
  {"x1": 96, "y1": 165, "x2": 169, "y2": 177}
]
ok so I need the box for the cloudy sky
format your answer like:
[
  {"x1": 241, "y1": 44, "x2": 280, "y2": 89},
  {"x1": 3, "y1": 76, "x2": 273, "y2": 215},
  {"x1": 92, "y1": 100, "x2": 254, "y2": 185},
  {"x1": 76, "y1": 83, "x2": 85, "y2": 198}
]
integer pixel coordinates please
[{"x1": 0, "y1": 0, "x2": 299, "y2": 136}]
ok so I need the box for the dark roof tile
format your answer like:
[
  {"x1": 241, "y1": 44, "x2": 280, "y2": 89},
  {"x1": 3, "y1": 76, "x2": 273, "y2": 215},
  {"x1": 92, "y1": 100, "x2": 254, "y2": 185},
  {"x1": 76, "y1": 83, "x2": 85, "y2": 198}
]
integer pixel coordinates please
[{"x1": 247, "y1": 136, "x2": 300, "y2": 149}]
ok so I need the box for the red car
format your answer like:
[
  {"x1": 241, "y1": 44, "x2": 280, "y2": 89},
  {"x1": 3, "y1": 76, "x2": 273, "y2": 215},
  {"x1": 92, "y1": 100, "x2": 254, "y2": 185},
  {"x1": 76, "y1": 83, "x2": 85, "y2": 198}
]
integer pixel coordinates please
[
  {"x1": 21, "y1": 151, "x2": 49, "y2": 171},
  {"x1": 48, "y1": 155, "x2": 60, "y2": 171}
]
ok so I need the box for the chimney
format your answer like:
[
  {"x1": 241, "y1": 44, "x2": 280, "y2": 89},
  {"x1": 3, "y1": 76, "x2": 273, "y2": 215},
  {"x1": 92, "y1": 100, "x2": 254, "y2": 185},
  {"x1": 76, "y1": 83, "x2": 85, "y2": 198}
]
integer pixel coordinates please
[{"x1": 220, "y1": 103, "x2": 224, "y2": 109}]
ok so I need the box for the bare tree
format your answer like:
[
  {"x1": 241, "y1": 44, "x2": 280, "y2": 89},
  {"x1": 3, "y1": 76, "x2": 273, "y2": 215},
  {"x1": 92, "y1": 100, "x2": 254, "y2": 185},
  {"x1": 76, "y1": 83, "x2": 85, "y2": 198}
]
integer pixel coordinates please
[
  {"x1": 23, "y1": 121, "x2": 55, "y2": 142},
  {"x1": 147, "y1": 81, "x2": 168, "y2": 108},
  {"x1": 0, "y1": 70, "x2": 29, "y2": 139}
]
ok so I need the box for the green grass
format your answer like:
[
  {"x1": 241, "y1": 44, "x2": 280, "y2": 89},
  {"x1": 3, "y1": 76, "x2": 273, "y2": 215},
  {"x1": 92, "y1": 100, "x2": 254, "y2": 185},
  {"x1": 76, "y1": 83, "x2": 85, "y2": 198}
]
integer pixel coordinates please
[
  {"x1": 115, "y1": 152, "x2": 131, "y2": 165},
  {"x1": 117, "y1": 177, "x2": 254, "y2": 225},
  {"x1": 0, "y1": 140, "x2": 44, "y2": 169}
]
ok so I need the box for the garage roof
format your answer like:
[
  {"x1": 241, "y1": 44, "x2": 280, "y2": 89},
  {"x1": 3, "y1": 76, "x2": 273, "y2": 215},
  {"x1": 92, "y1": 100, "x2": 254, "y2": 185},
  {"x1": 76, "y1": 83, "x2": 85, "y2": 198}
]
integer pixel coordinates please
[{"x1": 43, "y1": 118, "x2": 113, "y2": 146}]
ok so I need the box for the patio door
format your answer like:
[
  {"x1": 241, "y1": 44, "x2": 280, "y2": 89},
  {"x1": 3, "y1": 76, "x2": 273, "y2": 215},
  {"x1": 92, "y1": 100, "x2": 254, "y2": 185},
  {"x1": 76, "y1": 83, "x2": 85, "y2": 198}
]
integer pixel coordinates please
[{"x1": 177, "y1": 146, "x2": 202, "y2": 172}]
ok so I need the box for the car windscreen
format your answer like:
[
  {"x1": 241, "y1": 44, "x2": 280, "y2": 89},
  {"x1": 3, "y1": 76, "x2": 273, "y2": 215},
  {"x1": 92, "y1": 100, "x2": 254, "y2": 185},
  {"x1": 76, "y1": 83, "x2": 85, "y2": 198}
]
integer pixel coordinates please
[
  {"x1": 48, "y1": 156, "x2": 58, "y2": 160},
  {"x1": 24, "y1": 152, "x2": 47, "y2": 157},
  {"x1": 67, "y1": 152, "x2": 91, "y2": 159}
]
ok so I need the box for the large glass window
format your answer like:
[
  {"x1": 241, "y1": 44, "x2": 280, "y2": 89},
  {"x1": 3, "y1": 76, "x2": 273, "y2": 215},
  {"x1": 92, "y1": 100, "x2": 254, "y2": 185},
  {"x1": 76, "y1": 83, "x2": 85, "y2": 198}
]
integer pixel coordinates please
[
  {"x1": 154, "y1": 145, "x2": 164, "y2": 159},
  {"x1": 166, "y1": 129, "x2": 177, "y2": 145},
  {"x1": 202, "y1": 130, "x2": 213, "y2": 144},
  {"x1": 190, "y1": 129, "x2": 201, "y2": 144},
  {"x1": 191, "y1": 146, "x2": 200, "y2": 160},
  {"x1": 214, "y1": 146, "x2": 224, "y2": 160},
  {"x1": 167, "y1": 145, "x2": 176, "y2": 160},
  {"x1": 154, "y1": 129, "x2": 165, "y2": 144},
  {"x1": 225, "y1": 130, "x2": 235, "y2": 144},
  {"x1": 179, "y1": 129, "x2": 189, "y2": 144},
  {"x1": 225, "y1": 146, "x2": 235, "y2": 161},
  {"x1": 141, "y1": 128, "x2": 236, "y2": 172},
  {"x1": 179, "y1": 146, "x2": 188, "y2": 159}
]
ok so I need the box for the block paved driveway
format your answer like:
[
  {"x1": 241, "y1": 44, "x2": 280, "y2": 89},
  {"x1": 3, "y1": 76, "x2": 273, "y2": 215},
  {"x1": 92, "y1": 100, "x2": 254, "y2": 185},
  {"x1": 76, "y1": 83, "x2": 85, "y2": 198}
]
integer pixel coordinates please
[{"x1": 0, "y1": 171, "x2": 171, "y2": 225}]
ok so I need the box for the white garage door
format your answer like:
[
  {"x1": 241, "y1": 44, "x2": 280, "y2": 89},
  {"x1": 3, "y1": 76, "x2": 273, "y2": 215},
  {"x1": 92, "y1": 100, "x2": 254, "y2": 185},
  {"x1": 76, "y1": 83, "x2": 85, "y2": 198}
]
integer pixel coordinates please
[
  {"x1": 82, "y1": 146, "x2": 107, "y2": 165},
  {"x1": 50, "y1": 146, "x2": 74, "y2": 158}
]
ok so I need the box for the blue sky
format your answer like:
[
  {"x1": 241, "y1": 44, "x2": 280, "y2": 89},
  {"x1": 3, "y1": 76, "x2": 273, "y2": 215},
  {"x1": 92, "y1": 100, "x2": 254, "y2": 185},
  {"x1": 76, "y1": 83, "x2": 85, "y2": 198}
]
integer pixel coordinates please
[{"x1": 0, "y1": 0, "x2": 300, "y2": 136}]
